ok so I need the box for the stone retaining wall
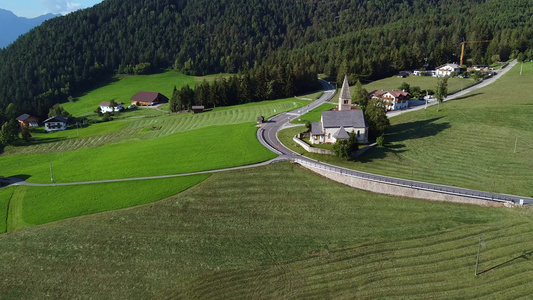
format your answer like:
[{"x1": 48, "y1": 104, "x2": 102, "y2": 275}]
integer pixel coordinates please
[
  {"x1": 300, "y1": 163, "x2": 503, "y2": 207},
  {"x1": 293, "y1": 136, "x2": 334, "y2": 155}
]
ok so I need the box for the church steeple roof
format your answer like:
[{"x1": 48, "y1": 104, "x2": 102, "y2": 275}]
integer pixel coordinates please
[
  {"x1": 340, "y1": 75, "x2": 351, "y2": 100},
  {"x1": 338, "y1": 75, "x2": 352, "y2": 111}
]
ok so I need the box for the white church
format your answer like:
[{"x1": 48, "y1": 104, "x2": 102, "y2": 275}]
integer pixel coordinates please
[{"x1": 310, "y1": 76, "x2": 369, "y2": 144}]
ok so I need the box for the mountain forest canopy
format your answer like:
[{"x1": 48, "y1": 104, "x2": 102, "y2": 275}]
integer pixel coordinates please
[{"x1": 0, "y1": 0, "x2": 532, "y2": 121}]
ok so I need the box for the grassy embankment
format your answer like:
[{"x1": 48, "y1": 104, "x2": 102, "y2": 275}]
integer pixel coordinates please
[
  {"x1": 0, "y1": 162, "x2": 532, "y2": 299},
  {"x1": 280, "y1": 62, "x2": 533, "y2": 197}
]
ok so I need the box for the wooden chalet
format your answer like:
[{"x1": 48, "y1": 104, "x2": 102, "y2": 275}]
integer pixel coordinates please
[
  {"x1": 131, "y1": 91, "x2": 168, "y2": 106},
  {"x1": 16, "y1": 114, "x2": 39, "y2": 127},
  {"x1": 43, "y1": 115, "x2": 68, "y2": 132}
]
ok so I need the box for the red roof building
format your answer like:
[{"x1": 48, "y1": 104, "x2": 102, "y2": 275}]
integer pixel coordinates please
[
  {"x1": 131, "y1": 91, "x2": 168, "y2": 106},
  {"x1": 369, "y1": 90, "x2": 411, "y2": 111}
]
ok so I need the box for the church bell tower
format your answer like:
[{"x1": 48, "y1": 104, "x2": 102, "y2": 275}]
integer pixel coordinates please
[{"x1": 339, "y1": 75, "x2": 352, "y2": 111}]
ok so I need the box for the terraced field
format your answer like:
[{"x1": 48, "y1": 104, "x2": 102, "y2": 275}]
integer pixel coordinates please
[
  {"x1": 3, "y1": 98, "x2": 304, "y2": 156},
  {"x1": 0, "y1": 162, "x2": 529, "y2": 299},
  {"x1": 281, "y1": 62, "x2": 533, "y2": 198},
  {"x1": 180, "y1": 218, "x2": 533, "y2": 299}
]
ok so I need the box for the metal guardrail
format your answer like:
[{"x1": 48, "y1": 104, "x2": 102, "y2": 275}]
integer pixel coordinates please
[{"x1": 293, "y1": 158, "x2": 528, "y2": 205}]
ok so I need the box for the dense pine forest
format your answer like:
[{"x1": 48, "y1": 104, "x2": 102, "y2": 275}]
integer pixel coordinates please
[{"x1": 0, "y1": 0, "x2": 532, "y2": 121}]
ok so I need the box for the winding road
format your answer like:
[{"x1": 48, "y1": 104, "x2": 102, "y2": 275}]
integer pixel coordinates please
[
  {"x1": 257, "y1": 60, "x2": 533, "y2": 205},
  {"x1": 3, "y1": 60, "x2": 532, "y2": 205}
]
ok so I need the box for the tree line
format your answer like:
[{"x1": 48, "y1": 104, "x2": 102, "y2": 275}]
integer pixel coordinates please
[
  {"x1": 0, "y1": 0, "x2": 532, "y2": 124},
  {"x1": 169, "y1": 63, "x2": 319, "y2": 111}
]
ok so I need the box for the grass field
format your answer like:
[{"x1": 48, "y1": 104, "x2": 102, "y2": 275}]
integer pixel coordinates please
[
  {"x1": 0, "y1": 187, "x2": 12, "y2": 233},
  {"x1": 61, "y1": 70, "x2": 229, "y2": 117},
  {"x1": 12, "y1": 175, "x2": 208, "y2": 230},
  {"x1": 327, "y1": 76, "x2": 476, "y2": 104},
  {"x1": 0, "y1": 162, "x2": 531, "y2": 299},
  {"x1": 4, "y1": 97, "x2": 304, "y2": 156},
  {"x1": 361, "y1": 75, "x2": 475, "y2": 95},
  {"x1": 0, "y1": 123, "x2": 275, "y2": 183},
  {"x1": 290, "y1": 103, "x2": 337, "y2": 124},
  {"x1": 62, "y1": 71, "x2": 194, "y2": 117},
  {"x1": 281, "y1": 62, "x2": 533, "y2": 198}
]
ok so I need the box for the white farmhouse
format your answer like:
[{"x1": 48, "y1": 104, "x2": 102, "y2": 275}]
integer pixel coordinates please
[
  {"x1": 435, "y1": 63, "x2": 461, "y2": 77},
  {"x1": 44, "y1": 115, "x2": 68, "y2": 132},
  {"x1": 99, "y1": 101, "x2": 124, "y2": 113},
  {"x1": 310, "y1": 75, "x2": 369, "y2": 144},
  {"x1": 369, "y1": 90, "x2": 411, "y2": 111}
]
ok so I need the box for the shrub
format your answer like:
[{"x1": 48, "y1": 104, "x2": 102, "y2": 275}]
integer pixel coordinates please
[{"x1": 376, "y1": 135, "x2": 385, "y2": 146}]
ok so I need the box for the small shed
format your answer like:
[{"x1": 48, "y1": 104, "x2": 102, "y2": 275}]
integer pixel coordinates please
[
  {"x1": 16, "y1": 114, "x2": 39, "y2": 127},
  {"x1": 192, "y1": 106, "x2": 205, "y2": 114},
  {"x1": 257, "y1": 116, "x2": 265, "y2": 124}
]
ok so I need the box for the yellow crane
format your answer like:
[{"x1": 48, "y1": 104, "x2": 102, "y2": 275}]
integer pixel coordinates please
[{"x1": 460, "y1": 40, "x2": 492, "y2": 66}]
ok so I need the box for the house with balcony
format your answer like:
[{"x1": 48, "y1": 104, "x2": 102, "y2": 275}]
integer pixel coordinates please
[{"x1": 43, "y1": 115, "x2": 68, "y2": 132}]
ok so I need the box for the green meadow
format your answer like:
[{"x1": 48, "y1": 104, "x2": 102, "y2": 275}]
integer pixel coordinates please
[
  {"x1": 327, "y1": 75, "x2": 475, "y2": 105},
  {"x1": 0, "y1": 187, "x2": 12, "y2": 233},
  {"x1": 61, "y1": 70, "x2": 226, "y2": 117},
  {"x1": 4, "y1": 97, "x2": 304, "y2": 156},
  {"x1": 0, "y1": 162, "x2": 531, "y2": 299},
  {"x1": 0, "y1": 123, "x2": 275, "y2": 183},
  {"x1": 361, "y1": 75, "x2": 475, "y2": 94},
  {"x1": 281, "y1": 62, "x2": 533, "y2": 198},
  {"x1": 2, "y1": 175, "x2": 209, "y2": 232},
  {"x1": 0, "y1": 73, "x2": 311, "y2": 232},
  {"x1": 290, "y1": 103, "x2": 337, "y2": 124}
]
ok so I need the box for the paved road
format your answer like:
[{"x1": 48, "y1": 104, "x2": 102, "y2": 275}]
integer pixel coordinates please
[
  {"x1": 1, "y1": 158, "x2": 286, "y2": 187},
  {"x1": 3, "y1": 62, "x2": 531, "y2": 205},
  {"x1": 257, "y1": 65, "x2": 533, "y2": 205},
  {"x1": 257, "y1": 79, "x2": 336, "y2": 157},
  {"x1": 387, "y1": 60, "x2": 518, "y2": 118}
]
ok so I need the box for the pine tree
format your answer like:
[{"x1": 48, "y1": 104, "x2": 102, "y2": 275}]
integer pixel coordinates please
[
  {"x1": 353, "y1": 80, "x2": 369, "y2": 111},
  {"x1": 435, "y1": 77, "x2": 448, "y2": 112},
  {"x1": 365, "y1": 98, "x2": 390, "y2": 139},
  {"x1": 170, "y1": 85, "x2": 180, "y2": 112},
  {"x1": 0, "y1": 121, "x2": 17, "y2": 146}
]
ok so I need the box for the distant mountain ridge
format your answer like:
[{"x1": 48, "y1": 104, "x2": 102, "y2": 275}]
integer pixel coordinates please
[{"x1": 0, "y1": 9, "x2": 57, "y2": 48}]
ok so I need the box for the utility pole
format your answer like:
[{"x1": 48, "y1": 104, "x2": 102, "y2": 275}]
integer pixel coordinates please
[
  {"x1": 514, "y1": 137, "x2": 518, "y2": 153},
  {"x1": 475, "y1": 235, "x2": 487, "y2": 276},
  {"x1": 520, "y1": 62, "x2": 523, "y2": 75},
  {"x1": 425, "y1": 91, "x2": 428, "y2": 110},
  {"x1": 475, "y1": 236, "x2": 484, "y2": 276}
]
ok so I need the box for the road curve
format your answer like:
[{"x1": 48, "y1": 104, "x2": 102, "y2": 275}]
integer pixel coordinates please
[
  {"x1": 257, "y1": 69, "x2": 533, "y2": 205},
  {"x1": 2, "y1": 62, "x2": 530, "y2": 206}
]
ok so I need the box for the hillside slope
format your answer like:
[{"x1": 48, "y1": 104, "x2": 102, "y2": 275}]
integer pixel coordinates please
[{"x1": 0, "y1": 0, "x2": 532, "y2": 119}]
